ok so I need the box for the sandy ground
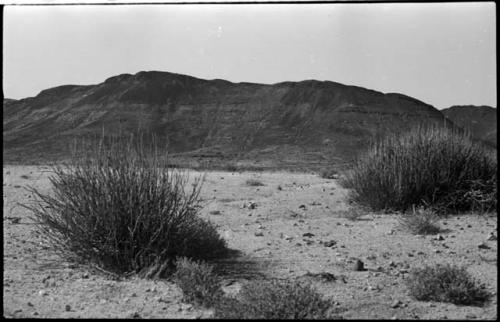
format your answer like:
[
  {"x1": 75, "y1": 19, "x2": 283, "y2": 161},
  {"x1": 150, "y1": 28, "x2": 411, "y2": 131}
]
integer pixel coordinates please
[{"x1": 3, "y1": 165, "x2": 498, "y2": 319}]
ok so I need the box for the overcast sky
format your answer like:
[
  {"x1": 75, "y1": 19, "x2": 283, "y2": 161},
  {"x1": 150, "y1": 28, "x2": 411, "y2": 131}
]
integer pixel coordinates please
[{"x1": 3, "y1": 2, "x2": 496, "y2": 109}]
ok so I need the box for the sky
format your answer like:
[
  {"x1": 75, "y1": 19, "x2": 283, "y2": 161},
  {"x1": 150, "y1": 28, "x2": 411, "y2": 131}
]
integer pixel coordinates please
[{"x1": 3, "y1": 2, "x2": 496, "y2": 109}]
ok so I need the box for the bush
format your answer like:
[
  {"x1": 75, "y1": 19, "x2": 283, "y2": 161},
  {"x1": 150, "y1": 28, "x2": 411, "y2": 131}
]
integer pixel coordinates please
[
  {"x1": 406, "y1": 264, "x2": 490, "y2": 306},
  {"x1": 399, "y1": 207, "x2": 441, "y2": 235},
  {"x1": 23, "y1": 134, "x2": 228, "y2": 278},
  {"x1": 214, "y1": 279, "x2": 336, "y2": 319},
  {"x1": 173, "y1": 257, "x2": 223, "y2": 307},
  {"x1": 341, "y1": 125, "x2": 497, "y2": 213},
  {"x1": 246, "y1": 178, "x2": 265, "y2": 187}
]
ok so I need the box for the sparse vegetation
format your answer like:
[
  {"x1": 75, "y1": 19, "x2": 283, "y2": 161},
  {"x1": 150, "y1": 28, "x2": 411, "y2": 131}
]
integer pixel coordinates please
[
  {"x1": 23, "y1": 134, "x2": 228, "y2": 278},
  {"x1": 399, "y1": 207, "x2": 441, "y2": 235},
  {"x1": 173, "y1": 257, "x2": 223, "y2": 308},
  {"x1": 406, "y1": 264, "x2": 490, "y2": 306},
  {"x1": 339, "y1": 207, "x2": 364, "y2": 221},
  {"x1": 246, "y1": 178, "x2": 265, "y2": 187},
  {"x1": 319, "y1": 168, "x2": 338, "y2": 179},
  {"x1": 341, "y1": 125, "x2": 497, "y2": 214},
  {"x1": 214, "y1": 279, "x2": 337, "y2": 319}
]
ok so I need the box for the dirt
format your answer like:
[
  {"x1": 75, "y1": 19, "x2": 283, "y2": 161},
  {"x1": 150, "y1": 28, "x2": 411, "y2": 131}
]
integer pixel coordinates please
[{"x1": 3, "y1": 165, "x2": 498, "y2": 319}]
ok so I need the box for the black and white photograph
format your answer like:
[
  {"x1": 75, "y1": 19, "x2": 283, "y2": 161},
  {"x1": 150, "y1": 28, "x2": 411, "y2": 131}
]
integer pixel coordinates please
[{"x1": 2, "y1": 1, "x2": 497, "y2": 319}]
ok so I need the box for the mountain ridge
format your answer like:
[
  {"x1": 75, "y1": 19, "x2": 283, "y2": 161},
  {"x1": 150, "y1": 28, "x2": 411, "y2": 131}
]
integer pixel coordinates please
[
  {"x1": 3, "y1": 70, "x2": 493, "y2": 169},
  {"x1": 442, "y1": 105, "x2": 497, "y2": 148}
]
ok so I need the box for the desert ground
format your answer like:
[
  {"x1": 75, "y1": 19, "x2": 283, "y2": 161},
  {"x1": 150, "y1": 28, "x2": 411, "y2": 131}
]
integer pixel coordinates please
[{"x1": 3, "y1": 165, "x2": 498, "y2": 319}]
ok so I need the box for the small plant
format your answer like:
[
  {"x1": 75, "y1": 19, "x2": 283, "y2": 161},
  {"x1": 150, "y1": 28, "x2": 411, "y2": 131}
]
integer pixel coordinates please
[
  {"x1": 214, "y1": 279, "x2": 337, "y2": 319},
  {"x1": 399, "y1": 207, "x2": 441, "y2": 235},
  {"x1": 320, "y1": 168, "x2": 338, "y2": 179},
  {"x1": 22, "y1": 133, "x2": 228, "y2": 278},
  {"x1": 406, "y1": 264, "x2": 490, "y2": 306},
  {"x1": 338, "y1": 207, "x2": 364, "y2": 221},
  {"x1": 246, "y1": 178, "x2": 265, "y2": 187},
  {"x1": 173, "y1": 257, "x2": 223, "y2": 308}
]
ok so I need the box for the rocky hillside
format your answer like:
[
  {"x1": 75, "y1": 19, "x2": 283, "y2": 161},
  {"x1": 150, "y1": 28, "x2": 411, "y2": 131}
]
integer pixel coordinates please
[
  {"x1": 4, "y1": 71, "x2": 455, "y2": 168},
  {"x1": 442, "y1": 105, "x2": 497, "y2": 148}
]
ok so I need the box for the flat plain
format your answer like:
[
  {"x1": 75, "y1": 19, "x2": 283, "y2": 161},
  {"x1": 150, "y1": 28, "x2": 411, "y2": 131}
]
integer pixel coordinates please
[{"x1": 3, "y1": 165, "x2": 497, "y2": 319}]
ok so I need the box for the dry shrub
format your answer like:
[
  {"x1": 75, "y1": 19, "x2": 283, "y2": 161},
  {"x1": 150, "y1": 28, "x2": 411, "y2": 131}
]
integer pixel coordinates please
[
  {"x1": 214, "y1": 279, "x2": 338, "y2": 319},
  {"x1": 399, "y1": 207, "x2": 441, "y2": 235},
  {"x1": 23, "y1": 134, "x2": 228, "y2": 278},
  {"x1": 341, "y1": 125, "x2": 497, "y2": 214},
  {"x1": 173, "y1": 257, "x2": 223, "y2": 307},
  {"x1": 407, "y1": 264, "x2": 490, "y2": 306}
]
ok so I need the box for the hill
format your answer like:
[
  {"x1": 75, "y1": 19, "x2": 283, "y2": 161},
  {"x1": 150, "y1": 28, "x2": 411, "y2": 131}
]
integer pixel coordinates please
[
  {"x1": 4, "y1": 71, "x2": 455, "y2": 169},
  {"x1": 442, "y1": 105, "x2": 497, "y2": 148}
]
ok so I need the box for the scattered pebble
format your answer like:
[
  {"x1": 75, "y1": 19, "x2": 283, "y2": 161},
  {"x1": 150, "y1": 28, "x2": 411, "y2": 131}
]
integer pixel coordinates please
[
  {"x1": 391, "y1": 300, "x2": 402, "y2": 308},
  {"x1": 478, "y1": 243, "x2": 491, "y2": 250},
  {"x1": 323, "y1": 240, "x2": 337, "y2": 247},
  {"x1": 487, "y1": 232, "x2": 497, "y2": 241},
  {"x1": 353, "y1": 259, "x2": 366, "y2": 271}
]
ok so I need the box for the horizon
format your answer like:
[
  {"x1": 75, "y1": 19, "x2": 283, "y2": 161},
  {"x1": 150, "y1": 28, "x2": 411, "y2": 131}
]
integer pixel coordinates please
[{"x1": 3, "y1": 3, "x2": 497, "y2": 109}]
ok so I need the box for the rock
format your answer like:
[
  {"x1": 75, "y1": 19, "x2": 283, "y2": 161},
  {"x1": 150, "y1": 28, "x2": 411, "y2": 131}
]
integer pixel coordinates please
[
  {"x1": 465, "y1": 313, "x2": 477, "y2": 319},
  {"x1": 33, "y1": 312, "x2": 39, "y2": 316},
  {"x1": 254, "y1": 231, "x2": 264, "y2": 237},
  {"x1": 353, "y1": 259, "x2": 366, "y2": 271},
  {"x1": 209, "y1": 210, "x2": 221, "y2": 215},
  {"x1": 302, "y1": 232, "x2": 315, "y2": 238},
  {"x1": 435, "y1": 234, "x2": 444, "y2": 241},
  {"x1": 38, "y1": 290, "x2": 48, "y2": 296},
  {"x1": 27, "y1": 302, "x2": 34, "y2": 307},
  {"x1": 65, "y1": 304, "x2": 71, "y2": 312},
  {"x1": 131, "y1": 292, "x2": 138, "y2": 297},
  {"x1": 324, "y1": 240, "x2": 337, "y2": 247},
  {"x1": 391, "y1": 300, "x2": 402, "y2": 308},
  {"x1": 299, "y1": 204, "x2": 307, "y2": 210},
  {"x1": 487, "y1": 233, "x2": 497, "y2": 241},
  {"x1": 478, "y1": 243, "x2": 491, "y2": 250},
  {"x1": 82, "y1": 272, "x2": 90, "y2": 279},
  {"x1": 130, "y1": 312, "x2": 141, "y2": 319}
]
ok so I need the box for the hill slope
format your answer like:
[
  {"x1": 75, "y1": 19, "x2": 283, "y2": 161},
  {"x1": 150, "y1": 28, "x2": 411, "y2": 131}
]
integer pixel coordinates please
[
  {"x1": 4, "y1": 71, "x2": 453, "y2": 168},
  {"x1": 442, "y1": 105, "x2": 497, "y2": 148}
]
